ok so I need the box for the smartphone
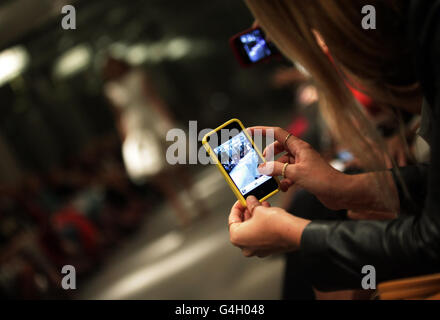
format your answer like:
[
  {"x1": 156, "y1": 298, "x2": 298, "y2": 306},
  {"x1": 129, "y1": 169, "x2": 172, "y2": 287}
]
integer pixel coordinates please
[
  {"x1": 202, "y1": 119, "x2": 280, "y2": 207},
  {"x1": 230, "y1": 27, "x2": 280, "y2": 67}
]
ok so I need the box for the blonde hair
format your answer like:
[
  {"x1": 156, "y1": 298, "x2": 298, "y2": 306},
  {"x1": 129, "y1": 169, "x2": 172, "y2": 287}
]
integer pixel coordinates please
[{"x1": 245, "y1": 0, "x2": 420, "y2": 211}]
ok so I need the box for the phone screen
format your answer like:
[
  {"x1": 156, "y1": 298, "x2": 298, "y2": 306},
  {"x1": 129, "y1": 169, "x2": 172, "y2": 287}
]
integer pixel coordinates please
[
  {"x1": 209, "y1": 123, "x2": 279, "y2": 199},
  {"x1": 232, "y1": 28, "x2": 278, "y2": 66},
  {"x1": 239, "y1": 28, "x2": 272, "y2": 63}
]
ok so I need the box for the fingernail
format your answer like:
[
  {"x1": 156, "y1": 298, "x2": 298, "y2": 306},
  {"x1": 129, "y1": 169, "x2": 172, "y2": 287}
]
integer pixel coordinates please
[{"x1": 258, "y1": 163, "x2": 267, "y2": 174}]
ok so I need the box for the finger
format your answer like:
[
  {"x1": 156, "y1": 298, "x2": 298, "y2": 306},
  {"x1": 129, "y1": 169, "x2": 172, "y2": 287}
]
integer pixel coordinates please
[
  {"x1": 249, "y1": 127, "x2": 302, "y2": 155},
  {"x1": 242, "y1": 248, "x2": 254, "y2": 257},
  {"x1": 229, "y1": 201, "x2": 244, "y2": 226},
  {"x1": 246, "y1": 196, "x2": 262, "y2": 214},
  {"x1": 279, "y1": 179, "x2": 294, "y2": 192},
  {"x1": 279, "y1": 174, "x2": 300, "y2": 192},
  {"x1": 275, "y1": 154, "x2": 289, "y2": 163},
  {"x1": 280, "y1": 181, "x2": 289, "y2": 192},
  {"x1": 276, "y1": 154, "x2": 295, "y2": 165},
  {"x1": 248, "y1": 126, "x2": 286, "y2": 142},
  {"x1": 244, "y1": 209, "x2": 252, "y2": 221},
  {"x1": 258, "y1": 161, "x2": 297, "y2": 180},
  {"x1": 262, "y1": 201, "x2": 271, "y2": 208},
  {"x1": 263, "y1": 141, "x2": 285, "y2": 159}
]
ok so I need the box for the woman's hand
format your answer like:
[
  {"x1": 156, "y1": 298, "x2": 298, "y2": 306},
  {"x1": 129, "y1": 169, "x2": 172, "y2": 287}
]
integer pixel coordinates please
[
  {"x1": 228, "y1": 197, "x2": 310, "y2": 258},
  {"x1": 252, "y1": 126, "x2": 399, "y2": 213},
  {"x1": 253, "y1": 126, "x2": 349, "y2": 211}
]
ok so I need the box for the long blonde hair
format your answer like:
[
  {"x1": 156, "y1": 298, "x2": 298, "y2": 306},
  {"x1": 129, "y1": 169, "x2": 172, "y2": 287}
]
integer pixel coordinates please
[{"x1": 245, "y1": 0, "x2": 420, "y2": 211}]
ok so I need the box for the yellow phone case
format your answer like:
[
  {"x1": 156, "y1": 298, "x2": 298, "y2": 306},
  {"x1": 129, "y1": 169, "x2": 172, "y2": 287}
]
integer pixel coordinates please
[{"x1": 202, "y1": 118, "x2": 280, "y2": 207}]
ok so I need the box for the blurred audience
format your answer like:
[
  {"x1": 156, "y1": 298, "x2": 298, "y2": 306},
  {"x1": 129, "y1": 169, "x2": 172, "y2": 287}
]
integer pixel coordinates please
[{"x1": 0, "y1": 134, "x2": 156, "y2": 299}]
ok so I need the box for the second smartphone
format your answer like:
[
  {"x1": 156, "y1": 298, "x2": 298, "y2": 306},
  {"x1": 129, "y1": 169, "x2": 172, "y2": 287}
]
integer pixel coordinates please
[{"x1": 230, "y1": 27, "x2": 280, "y2": 67}]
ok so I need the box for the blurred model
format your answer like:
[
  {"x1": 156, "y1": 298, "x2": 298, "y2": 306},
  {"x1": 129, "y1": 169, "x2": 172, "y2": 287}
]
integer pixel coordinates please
[{"x1": 103, "y1": 58, "x2": 208, "y2": 226}]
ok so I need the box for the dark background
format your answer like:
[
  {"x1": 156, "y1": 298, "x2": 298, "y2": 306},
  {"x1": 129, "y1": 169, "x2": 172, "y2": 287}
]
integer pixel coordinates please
[
  {"x1": 0, "y1": 0, "x2": 292, "y2": 177},
  {"x1": 0, "y1": 0, "x2": 295, "y2": 299}
]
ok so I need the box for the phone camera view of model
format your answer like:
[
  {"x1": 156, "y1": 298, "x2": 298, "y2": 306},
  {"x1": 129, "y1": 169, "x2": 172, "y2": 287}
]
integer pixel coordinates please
[
  {"x1": 240, "y1": 29, "x2": 272, "y2": 63},
  {"x1": 215, "y1": 132, "x2": 271, "y2": 196}
]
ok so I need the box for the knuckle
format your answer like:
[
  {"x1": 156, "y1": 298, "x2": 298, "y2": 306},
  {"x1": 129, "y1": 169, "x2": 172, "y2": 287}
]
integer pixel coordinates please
[
  {"x1": 299, "y1": 140, "x2": 312, "y2": 150},
  {"x1": 253, "y1": 206, "x2": 264, "y2": 215},
  {"x1": 274, "y1": 127, "x2": 283, "y2": 136},
  {"x1": 286, "y1": 164, "x2": 297, "y2": 177}
]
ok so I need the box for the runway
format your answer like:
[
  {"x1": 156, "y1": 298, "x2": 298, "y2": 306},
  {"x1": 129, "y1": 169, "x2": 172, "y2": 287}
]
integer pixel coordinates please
[{"x1": 78, "y1": 167, "x2": 284, "y2": 300}]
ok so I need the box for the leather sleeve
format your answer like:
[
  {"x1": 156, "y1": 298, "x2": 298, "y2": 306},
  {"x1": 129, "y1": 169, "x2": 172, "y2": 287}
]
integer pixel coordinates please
[
  {"x1": 297, "y1": 0, "x2": 440, "y2": 291},
  {"x1": 300, "y1": 123, "x2": 440, "y2": 290}
]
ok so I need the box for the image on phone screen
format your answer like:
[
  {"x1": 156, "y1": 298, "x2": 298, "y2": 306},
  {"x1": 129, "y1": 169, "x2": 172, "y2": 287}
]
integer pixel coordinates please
[
  {"x1": 239, "y1": 28, "x2": 273, "y2": 63},
  {"x1": 214, "y1": 131, "x2": 272, "y2": 196}
]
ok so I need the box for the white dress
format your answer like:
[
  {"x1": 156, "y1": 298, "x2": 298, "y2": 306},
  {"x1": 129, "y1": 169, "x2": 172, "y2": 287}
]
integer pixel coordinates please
[{"x1": 105, "y1": 70, "x2": 172, "y2": 182}]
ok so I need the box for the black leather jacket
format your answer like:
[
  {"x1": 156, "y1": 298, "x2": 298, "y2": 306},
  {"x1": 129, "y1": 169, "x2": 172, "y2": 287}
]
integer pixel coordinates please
[{"x1": 299, "y1": 0, "x2": 440, "y2": 291}]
